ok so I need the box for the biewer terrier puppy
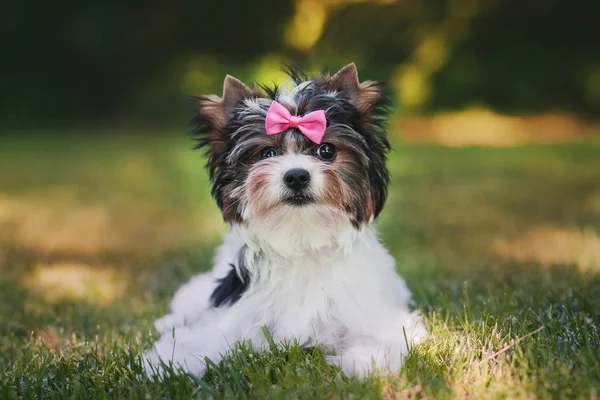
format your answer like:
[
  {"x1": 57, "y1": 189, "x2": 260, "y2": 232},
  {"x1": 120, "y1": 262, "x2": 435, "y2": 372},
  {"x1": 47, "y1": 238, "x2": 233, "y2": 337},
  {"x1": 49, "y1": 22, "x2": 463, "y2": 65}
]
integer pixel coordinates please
[{"x1": 143, "y1": 63, "x2": 428, "y2": 378}]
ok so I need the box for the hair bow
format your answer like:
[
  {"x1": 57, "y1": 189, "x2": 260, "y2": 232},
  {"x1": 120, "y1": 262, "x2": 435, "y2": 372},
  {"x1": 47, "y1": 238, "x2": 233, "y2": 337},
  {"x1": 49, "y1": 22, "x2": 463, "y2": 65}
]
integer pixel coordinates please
[{"x1": 265, "y1": 101, "x2": 327, "y2": 144}]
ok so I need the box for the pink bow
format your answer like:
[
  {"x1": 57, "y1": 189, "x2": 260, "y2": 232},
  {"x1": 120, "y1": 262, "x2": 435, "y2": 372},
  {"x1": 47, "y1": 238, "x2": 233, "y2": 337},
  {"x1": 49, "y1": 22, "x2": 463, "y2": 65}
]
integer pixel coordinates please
[{"x1": 265, "y1": 101, "x2": 327, "y2": 144}]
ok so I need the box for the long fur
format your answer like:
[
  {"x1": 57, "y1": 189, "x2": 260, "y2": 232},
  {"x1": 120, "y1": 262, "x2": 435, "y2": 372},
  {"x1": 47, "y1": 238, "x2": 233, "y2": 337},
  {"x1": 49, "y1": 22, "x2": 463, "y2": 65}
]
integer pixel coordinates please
[{"x1": 143, "y1": 64, "x2": 428, "y2": 378}]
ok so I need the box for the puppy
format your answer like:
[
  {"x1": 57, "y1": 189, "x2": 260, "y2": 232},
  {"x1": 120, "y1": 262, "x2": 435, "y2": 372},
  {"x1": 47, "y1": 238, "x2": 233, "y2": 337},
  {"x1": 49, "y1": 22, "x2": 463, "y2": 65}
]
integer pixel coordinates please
[{"x1": 143, "y1": 63, "x2": 427, "y2": 378}]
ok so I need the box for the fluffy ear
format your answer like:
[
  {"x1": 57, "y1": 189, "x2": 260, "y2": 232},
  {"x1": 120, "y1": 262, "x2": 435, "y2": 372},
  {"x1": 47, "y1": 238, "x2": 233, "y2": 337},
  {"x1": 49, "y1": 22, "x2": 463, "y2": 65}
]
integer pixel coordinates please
[
  {"x1": 331, "y1": 63, "x2": 391, "y2": 221},
  {"x1": 330, "y1": 63, "x2": 361, "y2": 102},
  {"x1": 330, "y1": 63, "x2": 385, "y2": 117},
  {"x1": 197, "y1": 75, "x2": 260, "y2": 132},
  {"x1": 193, "y1": 75, "x2": 262, "y2": 187},
  {"x1": 222, "y1": 75, "x2": 258, "y2": 122}
]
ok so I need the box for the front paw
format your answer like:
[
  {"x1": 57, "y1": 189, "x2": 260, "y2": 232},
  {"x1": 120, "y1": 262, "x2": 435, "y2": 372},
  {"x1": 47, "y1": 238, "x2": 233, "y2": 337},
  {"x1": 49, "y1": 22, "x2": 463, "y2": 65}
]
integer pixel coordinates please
[
  {"x1": 326, "y1": 345, "x2": 403, "y2": 378},
  {"x1": 326, "y1": 345, "x2": 380, "y2": 378},
  {"x1": 142, "y1": 336, "x2": 207, "y2": 380},
  {"x1": 154, "y1": 313, "x2": 184, "y2": 334}
]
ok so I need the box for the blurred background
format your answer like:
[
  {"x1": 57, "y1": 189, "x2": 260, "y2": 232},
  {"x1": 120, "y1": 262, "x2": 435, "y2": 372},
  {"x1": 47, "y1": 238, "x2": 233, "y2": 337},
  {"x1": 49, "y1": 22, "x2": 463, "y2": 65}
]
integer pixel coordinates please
[
  {"x1": 1, "y1": 0, "x2": 599, "y2": 362},
  {"x1": 2, "y1": 0, "x2": 600, "y2": 131}
]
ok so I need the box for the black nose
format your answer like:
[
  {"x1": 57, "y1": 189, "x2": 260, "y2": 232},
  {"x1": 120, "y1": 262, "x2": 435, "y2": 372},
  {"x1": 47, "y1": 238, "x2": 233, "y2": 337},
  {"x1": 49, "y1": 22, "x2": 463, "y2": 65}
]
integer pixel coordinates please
[{"x1": 283, "y1": 168, "x2": 310, "y2": 190}]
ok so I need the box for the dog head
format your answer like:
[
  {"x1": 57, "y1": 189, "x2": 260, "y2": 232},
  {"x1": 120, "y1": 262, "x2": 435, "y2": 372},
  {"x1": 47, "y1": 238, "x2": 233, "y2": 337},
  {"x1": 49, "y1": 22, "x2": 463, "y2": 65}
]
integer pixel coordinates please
[{"x1": 193, "y1": 63, "x2": 391, "y2": 254}]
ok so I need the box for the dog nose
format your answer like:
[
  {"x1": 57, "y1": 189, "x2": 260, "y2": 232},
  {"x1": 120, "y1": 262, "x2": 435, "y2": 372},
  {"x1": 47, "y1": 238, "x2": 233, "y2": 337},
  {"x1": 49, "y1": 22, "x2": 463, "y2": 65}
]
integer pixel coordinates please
[{"x1": 283, "y1": 168, "x2": 310, "y2": 190}]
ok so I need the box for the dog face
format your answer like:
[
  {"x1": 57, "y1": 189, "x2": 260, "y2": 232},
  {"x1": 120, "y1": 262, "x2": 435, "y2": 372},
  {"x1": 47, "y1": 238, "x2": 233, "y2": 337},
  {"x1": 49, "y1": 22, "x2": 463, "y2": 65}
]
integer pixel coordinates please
[{"x1": 193, "y1": 64, "x2": 391, "y2": 235}]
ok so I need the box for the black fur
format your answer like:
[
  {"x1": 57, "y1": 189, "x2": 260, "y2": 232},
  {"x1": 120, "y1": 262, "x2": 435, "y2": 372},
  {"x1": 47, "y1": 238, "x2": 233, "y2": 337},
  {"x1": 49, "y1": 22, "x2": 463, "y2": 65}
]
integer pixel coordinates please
[{"x1": 210, "y1": 246, "x2": 250, "y2": 308}]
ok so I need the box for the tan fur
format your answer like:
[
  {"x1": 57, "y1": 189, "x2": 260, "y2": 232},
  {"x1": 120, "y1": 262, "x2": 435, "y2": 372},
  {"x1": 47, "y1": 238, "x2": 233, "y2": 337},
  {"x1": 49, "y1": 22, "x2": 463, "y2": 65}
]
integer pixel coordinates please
[
  {"x1": 245, "y1": 161, "x2": 280, "y2": 219},
  {"x1": 320, "y1": 168, "x2": 346, "y2": 211}
]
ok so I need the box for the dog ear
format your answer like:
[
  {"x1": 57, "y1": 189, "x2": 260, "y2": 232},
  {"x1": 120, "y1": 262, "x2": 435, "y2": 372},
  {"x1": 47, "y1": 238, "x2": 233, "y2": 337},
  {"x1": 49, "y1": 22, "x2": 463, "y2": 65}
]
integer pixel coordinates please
[
  {"x1": 194, "y1": 75, "x2": 262, "y2": 153},
  {"x1": 193, "y1": 75, "x2": 262, "y2": 189},
  {"x1": 330, "y1": 63, "x2": 361, "y2": 102},
  {"x1": 330, "y1": 63, "x2": 385, "y2": 117},
  {"x1": 192, "y1": 75, "x2": 263, "y2": 215},
  {"x1": 222, "y1": 75, "x2": 260, "y2": 123},
  {"x1": 197, "y1": 75, "x2": 260, "y2": 132},
  {"x1": 331, "y1": 63, "x2": 391, "y2": 221}
]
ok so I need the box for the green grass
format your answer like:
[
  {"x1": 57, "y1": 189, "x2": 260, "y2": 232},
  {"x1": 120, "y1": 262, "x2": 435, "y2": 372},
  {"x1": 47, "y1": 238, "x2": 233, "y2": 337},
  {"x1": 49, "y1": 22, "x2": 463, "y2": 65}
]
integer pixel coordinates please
[{"x1": 0, "y1": 132, "x2": 599, "y2": 399}]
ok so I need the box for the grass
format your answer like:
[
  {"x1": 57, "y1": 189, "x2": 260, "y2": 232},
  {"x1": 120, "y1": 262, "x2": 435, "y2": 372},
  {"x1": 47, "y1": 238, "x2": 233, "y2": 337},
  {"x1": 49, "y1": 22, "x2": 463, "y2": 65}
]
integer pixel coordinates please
[{"x1": 0, "y1": 131, "x2": 599, "y2": 399}]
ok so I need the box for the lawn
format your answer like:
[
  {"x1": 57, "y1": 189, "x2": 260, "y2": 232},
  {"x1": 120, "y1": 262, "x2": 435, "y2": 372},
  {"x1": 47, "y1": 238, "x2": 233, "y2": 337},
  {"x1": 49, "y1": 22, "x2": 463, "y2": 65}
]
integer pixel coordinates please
[{"x1": 0, "y1": 131, "x2": 599, "y2": 399}]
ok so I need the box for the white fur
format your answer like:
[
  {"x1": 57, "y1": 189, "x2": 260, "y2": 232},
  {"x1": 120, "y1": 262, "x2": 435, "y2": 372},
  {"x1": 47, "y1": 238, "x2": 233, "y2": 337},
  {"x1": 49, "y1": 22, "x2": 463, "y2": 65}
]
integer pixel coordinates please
[
  {"x1": 239, "y1": 153, "x2": 347, "y2": 257},
  {"x1": 143, "y1": 151, "x2": 428, "y2": 379},
  {"x1": 144, "y1": 225, "x2": 427, "y2": 378}
]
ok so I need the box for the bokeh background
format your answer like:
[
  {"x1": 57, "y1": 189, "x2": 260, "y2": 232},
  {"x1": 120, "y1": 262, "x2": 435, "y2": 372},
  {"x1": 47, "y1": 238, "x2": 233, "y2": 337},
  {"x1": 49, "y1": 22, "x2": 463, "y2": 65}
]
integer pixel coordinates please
[
  {"x1": 1, "y1": 1, "x2": 600, "y2": 397},
  {"x1": 3, "y1": 0, "x2": 600, "y2": 128}
]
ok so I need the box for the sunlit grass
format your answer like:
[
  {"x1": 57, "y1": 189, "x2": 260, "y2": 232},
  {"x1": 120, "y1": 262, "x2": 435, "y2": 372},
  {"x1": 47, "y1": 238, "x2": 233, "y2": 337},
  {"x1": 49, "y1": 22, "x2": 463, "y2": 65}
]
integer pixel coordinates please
[
  {"x1": 25, "y1": 262, "x2": 126, "y2": 305},
  {"x1": 0, "y1": 131, "x2": 599, "y2": 398},
  {"x1": 398, "y1": 110, "x2": 593, "y2": 146},
  {"x1": 494, "y1": 226, "x2": 600, "y2": 271},
  {"x1": 0, "y1": 133, "x2": 223, "y2": 256}
]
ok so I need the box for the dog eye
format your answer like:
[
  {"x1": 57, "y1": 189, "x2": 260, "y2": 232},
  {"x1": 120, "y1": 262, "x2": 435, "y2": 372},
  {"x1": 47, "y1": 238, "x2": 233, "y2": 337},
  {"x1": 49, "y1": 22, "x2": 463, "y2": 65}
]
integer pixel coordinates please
[
  {"x1": 315, "y1": 143, "x2": 336, "y2": 161},
  {"x1": 260, "y1": 147, "x2": 278, "y2": 159}
]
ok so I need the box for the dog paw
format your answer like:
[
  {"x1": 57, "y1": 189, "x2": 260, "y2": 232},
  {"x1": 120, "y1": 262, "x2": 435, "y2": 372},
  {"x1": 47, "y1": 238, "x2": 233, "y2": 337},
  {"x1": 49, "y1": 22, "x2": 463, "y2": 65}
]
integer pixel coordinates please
[
  {"x1": 326, "y1": 353, "x2": 372, "y2": 378},
  {"x1": 154, "y1": 313, "x2": 184, "y2": 334},
  {"x1": 142, "y1": 333, "x2": 208, "y2": 380},
  {"x1": 326, "y1": 345, "x2": 405, "y2": 378}
]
